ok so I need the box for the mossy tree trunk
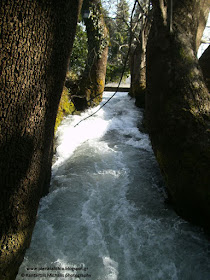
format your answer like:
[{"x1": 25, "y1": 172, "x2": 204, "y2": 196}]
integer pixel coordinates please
[
  {"x1": 146, "y1": 0, "x2": 210, "y2": 229},
  {"x1": 130, "y1": 9, "x2": 152, "y2": 108},
  {"x1": 73, "y1": 0, "x2": 109, "y2": 110},
  {"x1": 0, "y1": 0, "x2": 82, "y2": 279}
]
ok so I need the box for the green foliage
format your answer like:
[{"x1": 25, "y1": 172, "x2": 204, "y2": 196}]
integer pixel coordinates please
[
  {"x1": 116, "y1": 0, "x2": 129, "y2": 34},
  {"x1": 104, "y1": 0, "x2": 130, "y2": 82},
  {"x1": 106, "y1": 62, "x2": 130, "y2": 82},
  {"x1": 70, "y1": 23, "x2": 88, "y2": 74}
]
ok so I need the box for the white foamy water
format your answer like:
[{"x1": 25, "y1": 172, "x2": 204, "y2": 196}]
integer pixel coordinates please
[
  {"x1": 197, "y1": 13, "x2": 210, "y2": 58},
  {"x1": 16, "y1": 92, "x2": 210, "y2": 280}
]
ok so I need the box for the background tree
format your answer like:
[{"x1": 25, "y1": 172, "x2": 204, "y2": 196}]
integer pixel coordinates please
[
  {"x1": 129, "y1": 0, "x2": 152, "y2": 107},
  {"x1": 70, "y1": 0, "x2": 109, "y2": 111},
  {"x1": 146, "y1": 0, "x2": 210, "y2": 229},
  {"x1": 0, "y1": 0, "x2": 81, "y2": 279},
  {"x1": 105, "y1": 0, "x2": 130, "y2": 82}
]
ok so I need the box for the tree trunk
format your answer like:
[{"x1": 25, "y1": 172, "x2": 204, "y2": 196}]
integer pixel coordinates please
[
  {"x1": 146, "y1": 0, "x2": 210, "y2": 229},
  {"x1": 130, "y1": 12, "x2": 152, "y2": 108},
  {"x1": 130, "y1": 37, "x2": 147, "y2": 107},
  {"x1": 199, "y1": 45, "x2": 210, "y2": 91},
  {"x1": 0, "y1": 0, "x2": 82, "y2": 279},
  {"x1": 73, "y1": 0, "x2": 108, "y2": 110}
]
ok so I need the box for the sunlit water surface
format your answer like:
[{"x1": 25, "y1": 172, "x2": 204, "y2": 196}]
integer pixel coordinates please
[{"x1": 16, "y1": 92, "x2": 210, "y2": 280}]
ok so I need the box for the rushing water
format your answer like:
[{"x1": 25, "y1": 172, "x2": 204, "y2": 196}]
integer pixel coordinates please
[{"x1": 17, "y1": 92, "x2": 210, "y2": 280}]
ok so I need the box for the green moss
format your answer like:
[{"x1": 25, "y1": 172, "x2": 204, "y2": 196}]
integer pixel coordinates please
[
  {"x1": 66, "y1": 70, "x2": 79, "y2": 81},
  {"x1": 85, "y1": 78, "x2": 104, "y2": 108},
  {"x1": 97, "y1": 78, "x2": 104, "y2": 90},
  {"x1": 54, "y1": 86, "x2": 76, "y2": 132},
  {"x1": 179, "y1": 47, "x2": 194, "y2": 64}
]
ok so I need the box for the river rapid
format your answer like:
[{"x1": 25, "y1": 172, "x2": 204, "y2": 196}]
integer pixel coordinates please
[{"x1": 16, "y1": 92, "x2": 210, "y2": 280}]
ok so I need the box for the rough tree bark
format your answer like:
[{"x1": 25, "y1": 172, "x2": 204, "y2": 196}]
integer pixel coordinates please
[
  {"x1": 146, "y1": 0, "x2": 210, "y2": 229},
  {"x1": 0, "y1": 0, "x2": 82, "y2": 279},
  {"x1": 72, "y1": 0, "x2": 109, "y2": 110}
]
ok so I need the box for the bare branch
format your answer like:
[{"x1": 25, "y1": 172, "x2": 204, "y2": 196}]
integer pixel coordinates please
[
  {"x1": 201, "y1": 39, "x2": 210, "y2": 44},
  {"x1": 136, "y1": 0, "x2": 145, "y2": 14}
]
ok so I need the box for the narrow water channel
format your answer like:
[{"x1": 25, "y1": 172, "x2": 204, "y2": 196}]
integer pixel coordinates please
[{"x1": 17, "y1": 92, "x2": 210, "y2": 280}]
